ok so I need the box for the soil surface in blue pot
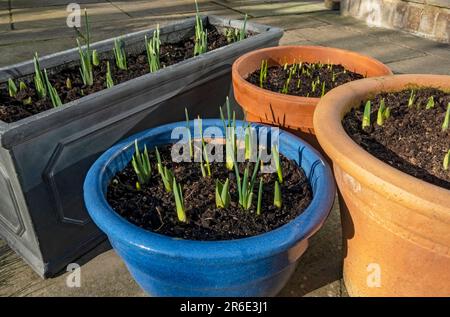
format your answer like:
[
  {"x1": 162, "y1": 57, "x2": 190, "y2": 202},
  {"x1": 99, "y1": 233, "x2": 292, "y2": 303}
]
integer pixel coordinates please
[{"x1": 106, "y1": 144, "x2": 312, "y2": 240}]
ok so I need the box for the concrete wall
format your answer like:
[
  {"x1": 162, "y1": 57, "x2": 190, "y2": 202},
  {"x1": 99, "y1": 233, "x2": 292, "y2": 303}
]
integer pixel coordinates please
[{"x1": 341, "y1": 0, "x2": 450, "y2": 43}]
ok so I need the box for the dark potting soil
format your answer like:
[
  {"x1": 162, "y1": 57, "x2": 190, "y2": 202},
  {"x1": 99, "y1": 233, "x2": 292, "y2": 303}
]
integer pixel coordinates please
[
  {"x1": 246, "y1": 62, "x2": 364, "y2": 97},
  {"x1": 106, "y1": 145, "x2": 313, "y2": 241},
  {"x1": 0, "y1": 25, "x2": 242, "y2": 123},
  {"x1": 343, "y1": 88, "x2": 450, "y2": 190}
]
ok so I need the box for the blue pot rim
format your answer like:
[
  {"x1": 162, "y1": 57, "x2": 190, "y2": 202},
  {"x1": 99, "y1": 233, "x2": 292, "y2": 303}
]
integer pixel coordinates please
[{"x1": 84, "y1": 119, "x2": 336, "y2": 262}]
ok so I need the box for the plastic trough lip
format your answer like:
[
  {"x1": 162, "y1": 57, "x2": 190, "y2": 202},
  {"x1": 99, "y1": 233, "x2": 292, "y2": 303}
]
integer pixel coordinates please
[{"x1": 84, "y1": 119, "x2": 336, "y2": 262}]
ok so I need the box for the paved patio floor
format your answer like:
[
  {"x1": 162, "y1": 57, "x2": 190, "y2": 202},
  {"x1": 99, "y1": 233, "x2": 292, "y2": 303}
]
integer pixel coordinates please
[{"x1": 0, "y1": 0, "x2": 449, "y2": 297}]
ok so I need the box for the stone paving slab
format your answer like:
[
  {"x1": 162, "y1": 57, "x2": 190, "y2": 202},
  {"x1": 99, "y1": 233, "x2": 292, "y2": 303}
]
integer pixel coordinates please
[
  {"x1": 0, "y1": 19, "x2": 10, "y2": 33},
  {"x1": 290, "y1": 24, "x2": 427, "y2": 64},
  {"x1": 0, "y1": 38, "x2": 78, "y2": 66},
  {"x1": 250, "y1": 11, "x2": 449, "y2": 72},
  {"x1": 10, "y1": 1, "x2": 108, "y2": 9},
  {"x1": 10, "y1": 3, "x2": 129, "y2": 29},
  {"x1": 110, "y1": 0, "x2": 220, "y2": 18},
  {"x1": 303, "y1": 280, "x2": 347, "y2": 297},
  {"x1": 310, "y1": 11, "x2": 450, "y2": 62},
  {"x1": 368, "y1": 29, "x2": 450, "y2": 61},
  {"x1": 0, "y1": 5, "x2": 239, "y2": 66},
  {"x1": 214, "y1": 0, "x2": 282, "y2": 4},
  {"x1": 0, "y1": 7, "x2": 239, "y2": 46},
  {"x1": 0, "y1": 239, "x2": 145, "y2": 296},
  {"x1": 279, "y1": 31, "x2": 315, "y2": 46},
  {"x1": 0, "y1": 4, "x2": 10, "y2": 21},
  {"x1": 387, "y1": 54, "x2": 450, "y2": 75},
  {"x1": 0, "y1": 1, "x2": 8, "y2": 10},
  {"x1": 312, "y1": 10, "x2": 377, "y2": 28},
  {"x1": 251, "y1": 13, "x2": 330, "y2": 31},
  {"x1": 220, "y1": 0, "x2": 327, "y2": 18}
]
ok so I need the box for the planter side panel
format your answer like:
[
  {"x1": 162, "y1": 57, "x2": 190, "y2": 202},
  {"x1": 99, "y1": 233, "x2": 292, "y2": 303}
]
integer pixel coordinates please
[{"x1": 0, "y1": 147, "x2": 45, "y2": 273}]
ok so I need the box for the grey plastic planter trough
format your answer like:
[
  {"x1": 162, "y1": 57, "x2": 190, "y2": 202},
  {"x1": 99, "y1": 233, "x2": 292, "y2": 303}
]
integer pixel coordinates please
[{"x1": 0, "y1": 16, "x2": 283, "y2": 278}]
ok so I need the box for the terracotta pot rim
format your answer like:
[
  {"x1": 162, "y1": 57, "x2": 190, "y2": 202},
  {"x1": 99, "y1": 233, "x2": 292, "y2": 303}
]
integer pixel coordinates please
[
  {"x1": 314, "y1": 74, "x2": 450, "y2": 217},
  {"x1": 232, "y1": 45, "x2": 394, "y2": 105}
]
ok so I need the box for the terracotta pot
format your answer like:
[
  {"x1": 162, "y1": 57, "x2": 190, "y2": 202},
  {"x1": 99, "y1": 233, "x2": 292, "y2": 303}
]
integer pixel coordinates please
[
  {"x1": 314, "y1": 74, "x2": 450, "y2": 297},
  {"x1": 232, "y1": 45, "x2": 392, "y2": 153}
]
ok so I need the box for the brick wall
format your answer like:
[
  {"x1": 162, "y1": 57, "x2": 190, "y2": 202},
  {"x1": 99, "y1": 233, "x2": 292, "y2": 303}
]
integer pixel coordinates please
[{"x1": 341, "y1": 0, "x2": 450, "y2": 43}]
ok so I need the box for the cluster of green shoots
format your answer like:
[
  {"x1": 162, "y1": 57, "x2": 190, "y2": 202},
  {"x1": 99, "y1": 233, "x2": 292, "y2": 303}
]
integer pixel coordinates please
[
  {"x1": 145, "y1": 24, "x2": 161, "y2": 73},
  {"x1": 281, "y1": 64, "x2": 297, "y2": 94},
  {"x1": 33, "y1": 53, "x2": 46, "y2": 99},
  {"x1": 363, "y1": 92, "x2": 450, "y2": 171},
  {"x1": 131, "y1": 138, "x2": 186, "y2": 222},
  {"x1": 7, "y1": 78, "x2": 30, "y2": 105},
  {"x1": 408, "y1": 90, "x2": 450, "y2": 170},
  {"x1": 259, "y1": 60, "x2": 268, "y2": 88},
  {"x1": 129, "y1": 102, "x2": 285, "y2": 223},
  {"x1": 195, "y1": 0, "x2": 248, "y2": 55},
  {"x1": 196, "y1": 116, "x2": 212, "y2": 177},
  {"x1": 77, "y1": 10, "x2": 94, "y2": 87},
  {"x1": 309, "y1": 76, "x2": 326, "y2": 97},
  {"x1": 76, "y1": 10, "x2": 125, "y2": 87},
  {"x1": 7, "y1": 10, "x2": 103, "y2": 108},
  {"x1": 193, "y1": 0, "x2": 207, "y2": 56},
  {"x1": 7, "y1": 52, "x2": 62, "y2": 108},
  {"x1": 362, "y1": 99, "x2": 391, "y2": 129},
  {"x1": 226, "y1": 144, "x2": 283, "y2": 214},
  {"x1": 207, "y1": 100, "x2": 284, "y2": 215},
  {"x1": 220, "y1": 97, "x2": 237, "y2": 170},
  {"x1": 43, "y1": 69, "x2": 63, "y2": 107},
  {"x1": 407, "y1": 89, "x2": 438, "y2": 110},
  {"x1": 6, "y1": 2, "x2": 248, "y2": 108},
  {"x1": 113, "y1": 38, "x2": 128, "y2": 70},
  {"x1": 224, "y1": 14, "x2": 248, "y2": 43},
  {"x1": 258, "y1": 60, "x2": 339, "y2": 97}
]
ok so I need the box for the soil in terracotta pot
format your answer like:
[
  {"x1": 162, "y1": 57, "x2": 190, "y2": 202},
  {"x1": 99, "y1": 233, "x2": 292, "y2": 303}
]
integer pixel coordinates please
[
  {"x1": 0, "y1": 25, "x2": 249, "y2": 123},
  {"x1": 106, "y1": 145, "x2": 313, "y2": 240},
  {"x1": 246, "y1": 62, "x2": 364, "y2": 97},
  {"x1": 343, "y1": 88, "x2": 450, "y2": 189}
]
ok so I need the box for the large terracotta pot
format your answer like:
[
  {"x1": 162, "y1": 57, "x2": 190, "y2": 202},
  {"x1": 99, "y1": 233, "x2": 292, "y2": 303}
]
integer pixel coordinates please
[
  {"x1": 314, "y1": 74, "x2": 450, "y2": 297},
  {"x1": 232, "y1": 45, "x2": 392, "y2": 152}
]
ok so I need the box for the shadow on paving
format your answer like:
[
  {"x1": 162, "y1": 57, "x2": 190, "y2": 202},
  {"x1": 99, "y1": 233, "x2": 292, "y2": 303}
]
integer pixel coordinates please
[{"x1": 278, "y1": 197, "x2": 345, "y2": 297}]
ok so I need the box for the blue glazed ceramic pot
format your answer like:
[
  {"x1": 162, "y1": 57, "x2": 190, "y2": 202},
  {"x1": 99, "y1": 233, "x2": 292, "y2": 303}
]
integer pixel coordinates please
[{"x1": 83, "y1": 119, "x2": 335, "y2": 296}]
